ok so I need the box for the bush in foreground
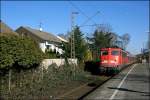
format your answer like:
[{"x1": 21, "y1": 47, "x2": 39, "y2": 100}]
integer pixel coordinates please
[
  {"x1": 0, "y1": 34, "x2": 44, "y2": 70},
  {"x1": 1, "y1": 63, "x2": 91, "y2": 99}
]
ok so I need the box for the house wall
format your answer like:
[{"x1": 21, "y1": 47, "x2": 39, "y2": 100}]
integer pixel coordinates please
[
  {"x1": 45, "y1": 41, "x2": 64, "y2": 54},
  {"x1": 39, "y1": 42, "x2": 46, "y2": 53},
  {"x1": 45, "y1": 41, "x2": 55, "y2": 51}
]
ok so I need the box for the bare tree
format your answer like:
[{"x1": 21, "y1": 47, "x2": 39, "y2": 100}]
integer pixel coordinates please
[
  {"x1": 121, "y1": 33, "x2": 130, "y2": 50},
  {"x1": 96, "y1": 24, "x2": 112, "y2": 33}
]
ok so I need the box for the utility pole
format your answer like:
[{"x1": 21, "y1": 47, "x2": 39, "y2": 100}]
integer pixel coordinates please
[
  {"x1": 147, "y1": 31, "x2": 150, "y2": 48},
  {"x1": 148, "y1": 31, "x2": 150, "y2": 63},
  {"x1": 146, "y1": 31, "x2": 150, "y2": 64},
  {"x1": 71, "y1": 12, "x2": 78, "y2": 58}
]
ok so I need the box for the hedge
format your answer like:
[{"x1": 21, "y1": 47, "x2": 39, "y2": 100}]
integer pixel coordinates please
[{"x1": 0, "y1": 34, "x2": 44, "y2": 70}]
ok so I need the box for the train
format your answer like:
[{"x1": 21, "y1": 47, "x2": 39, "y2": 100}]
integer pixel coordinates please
[{"x1": 100, "y1": 47, "x2": 135, "y2": 73}]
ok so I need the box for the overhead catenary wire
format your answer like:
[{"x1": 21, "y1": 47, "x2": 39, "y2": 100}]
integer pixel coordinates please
[
  {"x1": 68, "y1": 1, "x2": 97, "y2": 25},
  {"x1": 79, "y1": 11, "x2": 100, "y2": 27},
  {"x1": 68, "y1": 1, "x2": 103, "y2": 33}
]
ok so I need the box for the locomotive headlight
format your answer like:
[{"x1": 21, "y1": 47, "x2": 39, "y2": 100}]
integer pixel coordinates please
[
  {"x1": 115, "y1": 56, "x2": 118, "y2": 60},
  {"x1": 110, "y1": 60, "x2": 116, "y2": 63},
  {"x1": 114, "y1": 56, "x2": 118, "y2": 63},
  {"x1": 102, "y1": 60, "x2": 108, "y2": 63}
]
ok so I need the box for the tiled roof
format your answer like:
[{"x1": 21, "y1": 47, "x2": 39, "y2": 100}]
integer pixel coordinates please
[
  {"x1": 0, "y1": 20, "x2": 18, "y2": 35},
  {"x1": 17, "y1": 26, "x2": 62, "y2": 43}
]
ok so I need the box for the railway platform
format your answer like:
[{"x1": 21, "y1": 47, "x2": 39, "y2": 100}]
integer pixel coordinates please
[{"x1": 84, "y1": 63, "x2": 150, "y2": 100}]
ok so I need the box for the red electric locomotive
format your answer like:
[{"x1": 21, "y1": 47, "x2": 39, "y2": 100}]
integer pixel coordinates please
[{"x1": 100, "y1": 48, "x2": 134, "y2": 73}]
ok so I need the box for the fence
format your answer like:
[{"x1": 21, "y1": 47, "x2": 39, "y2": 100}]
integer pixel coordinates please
[{"x1": 41, "y1": 58, "x2": 78, "y2": 69}]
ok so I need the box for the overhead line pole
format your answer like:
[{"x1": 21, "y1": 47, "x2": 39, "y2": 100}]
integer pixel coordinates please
[
  {"x1": 148, "y1": 31, "x2": 150, "y2": 64},
  {"x1": 71, "y1": 12, "x2": 78, "y2": 58}
]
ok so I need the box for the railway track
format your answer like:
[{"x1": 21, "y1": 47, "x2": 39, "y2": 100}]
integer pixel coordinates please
[{"x1": 57, "y1": 63, "x2": 135, "y2": 99}]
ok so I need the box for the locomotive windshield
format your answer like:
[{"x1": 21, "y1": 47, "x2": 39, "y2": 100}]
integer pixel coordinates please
[
  {"x1": 111, "y1": 50, "x2": 119, "y2": 55},
  {"x1": 101, "y1": 50, "x2": 108, "y2": 55}
]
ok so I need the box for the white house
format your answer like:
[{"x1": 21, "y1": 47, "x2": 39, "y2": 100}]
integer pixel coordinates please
[{"x1": 16, "y1": 26, "x2": 67, "y2": 54}]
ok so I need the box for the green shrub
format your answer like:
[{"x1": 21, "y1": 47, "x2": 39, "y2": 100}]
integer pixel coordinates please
[
  {"x1": 0, "y1": 34, "x2": 44, "y2": 70},
  {"x1": 45, "y1": 49, "x2": 56, "y2": 58},
  {"x1": 45, "y1": 49, "x2": 60, "y2": 58}
]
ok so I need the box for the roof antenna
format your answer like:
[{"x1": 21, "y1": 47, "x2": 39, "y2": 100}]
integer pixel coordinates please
[{"x1": 39, "y1": 22, "x2": 43, "y2": 32}]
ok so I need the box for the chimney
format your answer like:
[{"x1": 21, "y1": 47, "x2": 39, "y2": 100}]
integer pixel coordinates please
[
  {"x1": 39, "y1": 22, "x2": 43, "y2": 32},
  {"x1": 39, "y1": 27, "x2": 43, "y2": 31}
]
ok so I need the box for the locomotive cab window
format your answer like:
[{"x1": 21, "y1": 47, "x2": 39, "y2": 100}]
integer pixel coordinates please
[
  {"x1": 111, "y1": 50, "x2": 119, "y2": 55},
  {"x1": 101, "y1": 50, "x2": 108, "y2": 55}
]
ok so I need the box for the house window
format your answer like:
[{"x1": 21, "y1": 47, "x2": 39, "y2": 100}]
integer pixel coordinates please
[{"x1": 46, "y1": 45, "x2": 50, "y2": 49}]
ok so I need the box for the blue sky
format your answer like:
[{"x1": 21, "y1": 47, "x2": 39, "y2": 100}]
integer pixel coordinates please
[{"x1": 1, "y1": 1, "x2": 149, "y2": 55}]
